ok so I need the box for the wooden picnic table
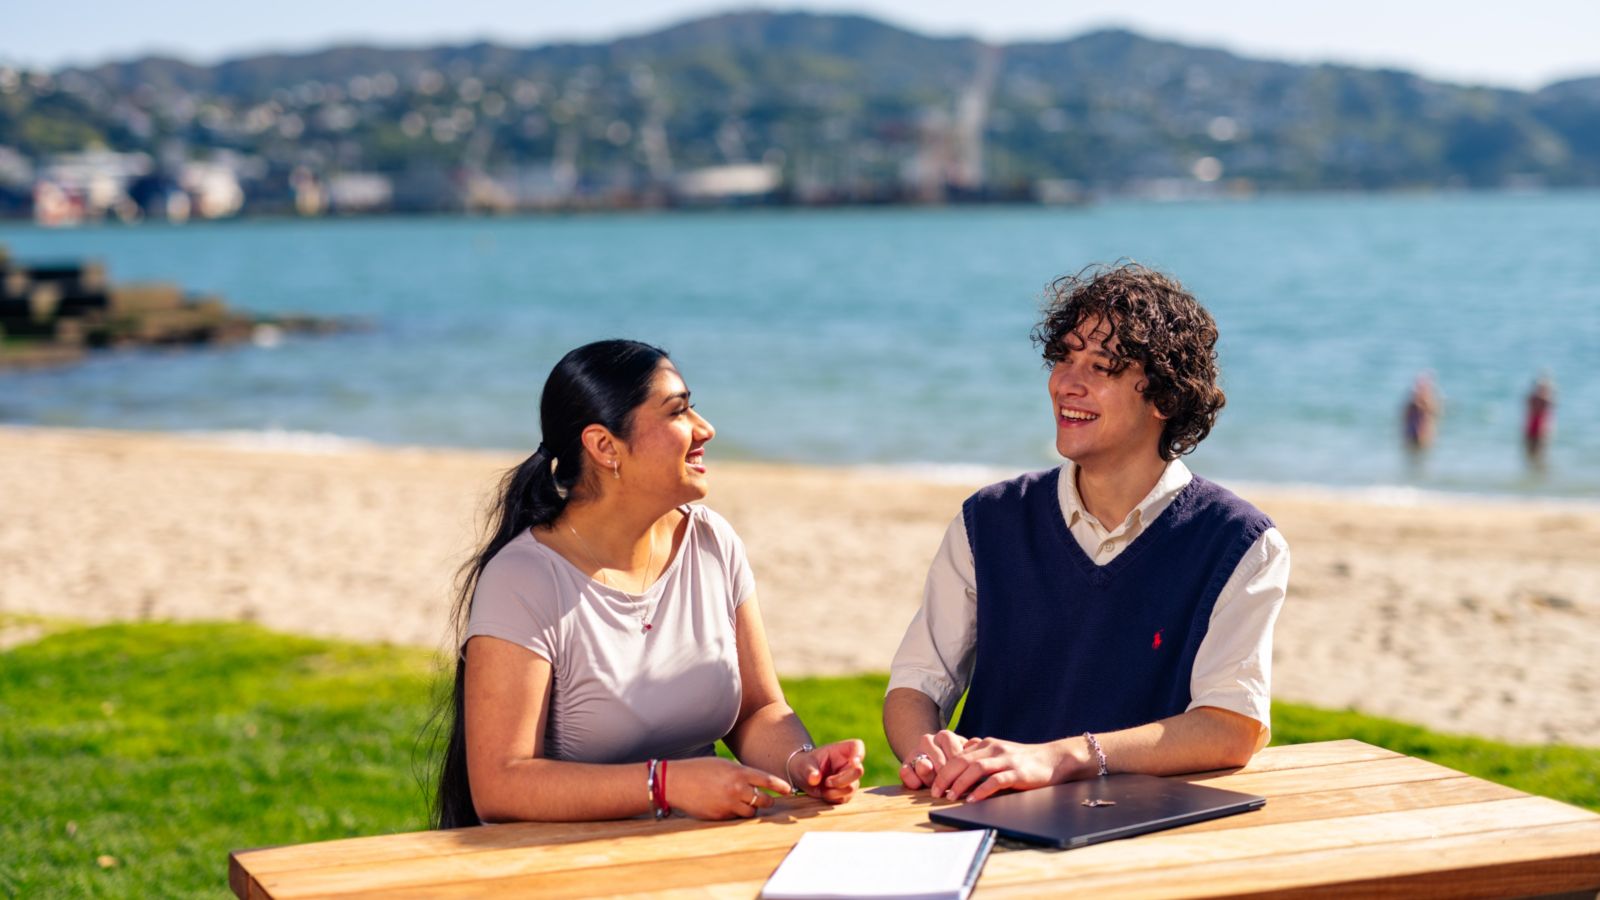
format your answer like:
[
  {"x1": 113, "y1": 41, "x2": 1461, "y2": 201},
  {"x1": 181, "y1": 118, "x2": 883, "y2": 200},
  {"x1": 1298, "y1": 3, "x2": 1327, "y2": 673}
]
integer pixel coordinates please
[{"x1": 229, "y1": 739, "x2": 1600, "y2": 898}]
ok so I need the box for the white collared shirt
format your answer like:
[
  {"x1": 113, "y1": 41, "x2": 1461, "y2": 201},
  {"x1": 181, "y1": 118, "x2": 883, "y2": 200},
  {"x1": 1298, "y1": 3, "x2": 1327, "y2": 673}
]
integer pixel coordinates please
[{"x1": 886, "y1": 459, "x2": 1290, "y2": 738}]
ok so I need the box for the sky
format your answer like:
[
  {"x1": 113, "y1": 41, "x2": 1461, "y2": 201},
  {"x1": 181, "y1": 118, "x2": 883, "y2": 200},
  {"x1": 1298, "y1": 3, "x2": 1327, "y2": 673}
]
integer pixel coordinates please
[{"x1": 5, "y1": 1, "x2": 1598, "y2": 91}]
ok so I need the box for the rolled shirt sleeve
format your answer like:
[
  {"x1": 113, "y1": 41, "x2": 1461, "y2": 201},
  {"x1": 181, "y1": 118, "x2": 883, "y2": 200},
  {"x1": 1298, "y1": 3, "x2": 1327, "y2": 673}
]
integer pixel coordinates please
[
  {"x1": 886, "y1": 513, "x2": 978, "y2": 725},
  {"x1": 1185, "y1": 526, "x2": 1291, "y2": 738}
]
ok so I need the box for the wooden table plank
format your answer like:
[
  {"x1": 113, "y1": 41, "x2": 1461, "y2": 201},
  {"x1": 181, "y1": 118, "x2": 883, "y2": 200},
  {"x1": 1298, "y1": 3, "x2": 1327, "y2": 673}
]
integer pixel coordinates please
[
  {"x1": 1164, "y1": 774, "x2": 1521, "y2": 834},
  {"x1": 230, "y1": 786, "x2": 928, "y2": 878},
  {"x1": 230, "y1": 745, "x2": 1444, "y2": 882},
  {"x1": 226, "y1": 741, "x2": 1600, "y2": 900},
  {"x1": 974, "y1": 796, "x2": 1596, "y2": 883},
  {"x1": 252, "y1": 784, "x2": 1558, "y2": 898},
  {"x1": 977, "y1": 821, "x2": 1600, "y2": 899},
  {"x1": 579, "y1": 817, "x2": 1600, "y2": 900},
  {"x1": 236, "y1": 743, "x2": 1401, "y2": 877},
  {"x1": 1208, "y1": 739, "x2": 1402, "y2": 772},
  {"x1": 1179, "y1": 754, "x2": 1468, "y2": 797},
  {"x1": 284, "y1": 814, "x2": 1600, "y2": 900},
  {"x1": 257, "y1": 811, "x2": 933, "y2": 898},
  {"x1": 290, "y1": 848, "x2": 792, "y2": 900},
  {"x1": 230, "y1": 740, "x2": 1406, "y2": 885},
  {"x1": 264, "y1": 774, "x2": 1523, "y2": 894}
]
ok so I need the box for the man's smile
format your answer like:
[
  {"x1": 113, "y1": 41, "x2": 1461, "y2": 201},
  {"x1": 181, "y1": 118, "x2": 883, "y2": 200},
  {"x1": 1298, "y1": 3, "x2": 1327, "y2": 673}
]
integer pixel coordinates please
[{"x1": 1058, "y1": 406, "x2": 1100, "y2": 423}]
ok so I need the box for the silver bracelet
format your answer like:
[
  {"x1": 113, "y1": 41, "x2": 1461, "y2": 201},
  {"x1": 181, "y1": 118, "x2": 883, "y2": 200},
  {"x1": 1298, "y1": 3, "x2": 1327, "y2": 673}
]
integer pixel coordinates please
[
  {"x1": 646, "y1": 758, "x2": 661, "y2": 818},
  {"x1": 1083, "y1": 732, "x2": 1109, "y2": 777},
  {"x1": 784, "y1": 742, "x2": 815, "y2": 792}
]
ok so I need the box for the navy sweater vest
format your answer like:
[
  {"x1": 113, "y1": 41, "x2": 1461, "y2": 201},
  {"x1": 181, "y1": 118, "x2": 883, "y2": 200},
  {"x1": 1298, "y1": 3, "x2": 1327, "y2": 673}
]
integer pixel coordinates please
[{"x1": 956, "y1": 468, "x2": 1272, "y2": 743}]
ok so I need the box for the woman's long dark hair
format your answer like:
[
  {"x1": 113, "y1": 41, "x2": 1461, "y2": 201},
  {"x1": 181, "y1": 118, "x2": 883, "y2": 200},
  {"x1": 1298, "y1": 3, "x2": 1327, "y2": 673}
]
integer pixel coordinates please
[{"x1": 431, "y1": 339, "x2": 670, "y2": 828}]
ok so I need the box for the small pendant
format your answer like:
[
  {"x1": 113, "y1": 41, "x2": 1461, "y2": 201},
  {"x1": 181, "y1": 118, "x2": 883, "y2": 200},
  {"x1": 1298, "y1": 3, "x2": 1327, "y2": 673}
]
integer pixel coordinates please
[{"x1": 642, "y1": 622, "x2": 653, "y2": 633}]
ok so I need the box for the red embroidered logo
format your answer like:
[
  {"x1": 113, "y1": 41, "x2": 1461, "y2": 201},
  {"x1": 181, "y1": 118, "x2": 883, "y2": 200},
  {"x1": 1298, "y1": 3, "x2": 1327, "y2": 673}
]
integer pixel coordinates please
[{"x1": 1152, "y1": 630, "x2": 1163, "y2": 649}]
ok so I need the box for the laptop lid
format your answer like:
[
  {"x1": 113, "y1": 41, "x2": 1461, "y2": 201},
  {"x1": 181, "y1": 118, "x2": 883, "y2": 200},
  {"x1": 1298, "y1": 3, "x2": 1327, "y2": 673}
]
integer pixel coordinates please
[{"x1": 928, "y1": 774, "x2": 1265, "y2": 850}]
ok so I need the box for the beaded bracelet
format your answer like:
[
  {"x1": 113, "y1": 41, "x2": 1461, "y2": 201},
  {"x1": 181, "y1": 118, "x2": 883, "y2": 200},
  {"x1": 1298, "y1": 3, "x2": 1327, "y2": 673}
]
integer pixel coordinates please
[{"x1": 1083, "y1": 732, "x2": 1109, "y2": 777}]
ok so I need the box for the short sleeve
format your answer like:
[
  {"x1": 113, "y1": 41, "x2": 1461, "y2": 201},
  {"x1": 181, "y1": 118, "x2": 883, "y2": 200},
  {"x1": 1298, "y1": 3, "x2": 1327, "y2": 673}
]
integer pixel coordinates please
[
  {"x1": 886, "y1": 512, "x2": 979, "y2": 724},
  {"x1": 462, "y1": 542, "x2": 563, "y2": 663},
  {"x1": 1186, "y1": 526, "x2": 1291, "y2": 736},
  {"x1": 696, "y1": 506, "x2": 757, "y2": 609}
]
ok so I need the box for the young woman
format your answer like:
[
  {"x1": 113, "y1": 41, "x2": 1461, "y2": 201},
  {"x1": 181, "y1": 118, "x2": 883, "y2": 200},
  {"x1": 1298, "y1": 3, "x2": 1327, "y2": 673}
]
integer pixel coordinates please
[{"x1": 434, "y1": 339, "x2": 864, "y2": 826}]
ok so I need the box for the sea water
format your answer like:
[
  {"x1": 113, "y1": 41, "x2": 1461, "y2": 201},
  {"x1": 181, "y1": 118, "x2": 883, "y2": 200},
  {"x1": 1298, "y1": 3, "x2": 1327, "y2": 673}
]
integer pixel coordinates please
[{"x1": 2, "y1": 191, "x2": 1597, "y2": 497}]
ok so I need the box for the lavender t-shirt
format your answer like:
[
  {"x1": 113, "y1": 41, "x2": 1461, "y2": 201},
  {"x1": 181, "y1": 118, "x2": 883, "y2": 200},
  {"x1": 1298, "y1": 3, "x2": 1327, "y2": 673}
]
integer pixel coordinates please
[{"x1": 464, "y1": 505, "x2": 754, "y2": 764}]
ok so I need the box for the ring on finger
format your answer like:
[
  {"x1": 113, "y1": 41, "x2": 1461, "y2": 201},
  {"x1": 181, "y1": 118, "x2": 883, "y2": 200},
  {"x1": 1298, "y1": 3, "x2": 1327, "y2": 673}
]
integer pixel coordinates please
[
  {"x1": 750, "y1": 786, "x2": 761, "y2": 805},
  {"x1": 910, "y1": 753, "x2": 932, "y2": 768}
]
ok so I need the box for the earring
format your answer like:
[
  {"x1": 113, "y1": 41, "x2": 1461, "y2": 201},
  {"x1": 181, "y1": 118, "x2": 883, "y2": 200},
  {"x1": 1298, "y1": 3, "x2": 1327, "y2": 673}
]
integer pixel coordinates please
[
  {"x1": 550, "y1": 457, "x2": 569, "y2": 500},
  {"x1": 611, "y1": 460, "x2": 620, "y2": 480}
]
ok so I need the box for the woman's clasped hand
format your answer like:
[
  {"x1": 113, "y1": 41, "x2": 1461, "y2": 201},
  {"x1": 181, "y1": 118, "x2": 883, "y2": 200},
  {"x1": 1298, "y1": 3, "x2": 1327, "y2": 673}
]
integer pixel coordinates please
[
  {"x1": 786, "y1": 739, "x2": 868, "y2": 804},
  {"x1": 663, "y1": 738, "x2": 865, "y2": 819}
]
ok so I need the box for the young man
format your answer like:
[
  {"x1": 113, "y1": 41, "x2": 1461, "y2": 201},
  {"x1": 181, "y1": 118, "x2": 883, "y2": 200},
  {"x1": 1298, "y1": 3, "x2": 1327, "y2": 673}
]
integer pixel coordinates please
[{"x1": 883, "y1": 263, "x2": 1290, "y2": 803}]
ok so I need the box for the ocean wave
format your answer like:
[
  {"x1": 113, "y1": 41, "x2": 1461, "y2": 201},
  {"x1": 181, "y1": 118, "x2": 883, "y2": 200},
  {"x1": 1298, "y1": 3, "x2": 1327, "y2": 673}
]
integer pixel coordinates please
[
  {"x1": 1229, "y1": 478, "x2": 1600, "y2": 510},
  {"x1": 186, "y1": 428, "x2": 376, "y2": 455},
  {"x1": 844, "y1": 461, "x2": 1026, "y2": 485}
]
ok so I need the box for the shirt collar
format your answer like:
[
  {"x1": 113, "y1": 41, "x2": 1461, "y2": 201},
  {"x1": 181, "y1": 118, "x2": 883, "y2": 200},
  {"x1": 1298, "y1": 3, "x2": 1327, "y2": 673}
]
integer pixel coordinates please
[{"x1": 1058, "y1": 458, "x2": 1194, "y2": 536}]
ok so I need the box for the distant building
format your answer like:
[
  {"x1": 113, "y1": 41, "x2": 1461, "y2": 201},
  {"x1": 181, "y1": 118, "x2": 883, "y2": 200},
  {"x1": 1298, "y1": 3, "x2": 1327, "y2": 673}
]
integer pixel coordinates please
[
  {"x1": 457, "y1": 164, "x2": 580, "y2": 212},
  {"x1": 27, "y1": 150, "x2": 250, "y2": 224},
  {"x1": 326, "y1": 172, "x2": 394, "y2": 214},
  {"x1": 32, "y1": 181, "x2": 82, "y2": 227},
  {"x1": 508, "y1": 164, "x2": 578, "y2": 209},
  {"x1": 0, "y1": 146, "x2": 32, "y2": 189},
  {"x1": 671, "y1": 164, "x2": 782, "y2": 204},
  {"x1": 178, "y1": 160, "x2": 245, "y2": 219},
  {"x1": 289, "y1": 167, "x2": 325, "y2": 216},
  {"x1": 34, "y1": 150, "x2": 151, "y2": 225},
  {"x1": 463, "y1": 170, "x2": 516, "y2": 213}
]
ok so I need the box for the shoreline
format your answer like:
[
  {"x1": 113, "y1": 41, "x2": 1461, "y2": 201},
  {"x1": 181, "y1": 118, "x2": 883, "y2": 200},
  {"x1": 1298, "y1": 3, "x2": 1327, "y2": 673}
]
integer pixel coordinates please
[
  {"x1": 30, "y1": 423, "x2": 1600, "y2": 509},
  {"x1": 2, "y1": 424, "x2": 1596, "y2": 747}
]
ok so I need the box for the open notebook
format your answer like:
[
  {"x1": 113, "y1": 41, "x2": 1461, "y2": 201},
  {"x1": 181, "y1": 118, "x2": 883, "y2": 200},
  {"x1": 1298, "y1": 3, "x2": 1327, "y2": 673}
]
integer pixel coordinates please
[{"x1": 760, "y1": 829, "x2": 996, "y2": 900}]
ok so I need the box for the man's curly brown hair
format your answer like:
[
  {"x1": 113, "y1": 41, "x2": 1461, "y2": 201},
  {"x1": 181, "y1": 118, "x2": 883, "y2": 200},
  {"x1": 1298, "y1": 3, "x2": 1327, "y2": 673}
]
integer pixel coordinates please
[{"x1": 1032, "y1": 262, "x2": 1225, "y2": 461}]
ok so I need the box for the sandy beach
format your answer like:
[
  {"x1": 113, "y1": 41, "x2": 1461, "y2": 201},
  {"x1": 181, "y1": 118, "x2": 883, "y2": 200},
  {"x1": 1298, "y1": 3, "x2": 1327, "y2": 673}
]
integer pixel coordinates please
[{"x1": 1, "y1": 425, "x2": 1595, "y2": 747}]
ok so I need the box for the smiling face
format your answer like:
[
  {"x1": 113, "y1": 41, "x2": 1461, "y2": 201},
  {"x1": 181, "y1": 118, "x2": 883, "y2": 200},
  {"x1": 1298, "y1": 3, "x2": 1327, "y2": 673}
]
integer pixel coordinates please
[
  {"x1": 614, "y1": 360, "x2": 716, "y2": 504},
  {"x1": 1047, "y1": 317, "x2": 1167, "y2": 470}
]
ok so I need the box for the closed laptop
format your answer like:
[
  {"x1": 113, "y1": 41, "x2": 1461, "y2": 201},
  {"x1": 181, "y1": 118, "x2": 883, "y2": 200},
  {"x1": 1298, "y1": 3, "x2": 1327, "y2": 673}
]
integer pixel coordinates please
[{"x1": 929, "y1": 774, "x2": 1265, "y2": 850}]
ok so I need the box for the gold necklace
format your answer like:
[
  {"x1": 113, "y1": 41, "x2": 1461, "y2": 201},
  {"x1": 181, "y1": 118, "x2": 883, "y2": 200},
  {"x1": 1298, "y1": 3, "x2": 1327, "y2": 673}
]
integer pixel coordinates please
[{"x1": 567, "y1": 523, "x2": 659, "y2": 632}]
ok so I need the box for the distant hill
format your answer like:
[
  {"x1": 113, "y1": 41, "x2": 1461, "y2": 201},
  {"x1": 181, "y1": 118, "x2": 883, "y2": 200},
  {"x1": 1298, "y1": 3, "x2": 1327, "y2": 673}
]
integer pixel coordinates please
[{"x1": 4, "y1": 9, "x2": 1599, "y2": 207}]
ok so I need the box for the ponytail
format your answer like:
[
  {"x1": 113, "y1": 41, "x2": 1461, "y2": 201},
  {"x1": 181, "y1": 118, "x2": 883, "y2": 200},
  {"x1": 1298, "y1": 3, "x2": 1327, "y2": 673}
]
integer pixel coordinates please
[{"x1": 501, "y1": 444, "x2": 571, "y2": 532}]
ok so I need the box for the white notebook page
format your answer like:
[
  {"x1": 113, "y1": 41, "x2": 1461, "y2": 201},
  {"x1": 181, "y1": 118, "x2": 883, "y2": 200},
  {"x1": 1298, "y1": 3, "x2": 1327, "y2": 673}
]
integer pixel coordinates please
[{"x1": 760, "y1": 829, "x2": 994, "y2": 900}]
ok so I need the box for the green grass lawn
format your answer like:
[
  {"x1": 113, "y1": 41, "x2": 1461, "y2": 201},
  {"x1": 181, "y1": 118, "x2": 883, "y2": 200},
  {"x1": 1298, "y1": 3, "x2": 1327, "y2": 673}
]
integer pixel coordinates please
[{"x1": 3, "y1": 621, "x2": 1596, "y2": 898}]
